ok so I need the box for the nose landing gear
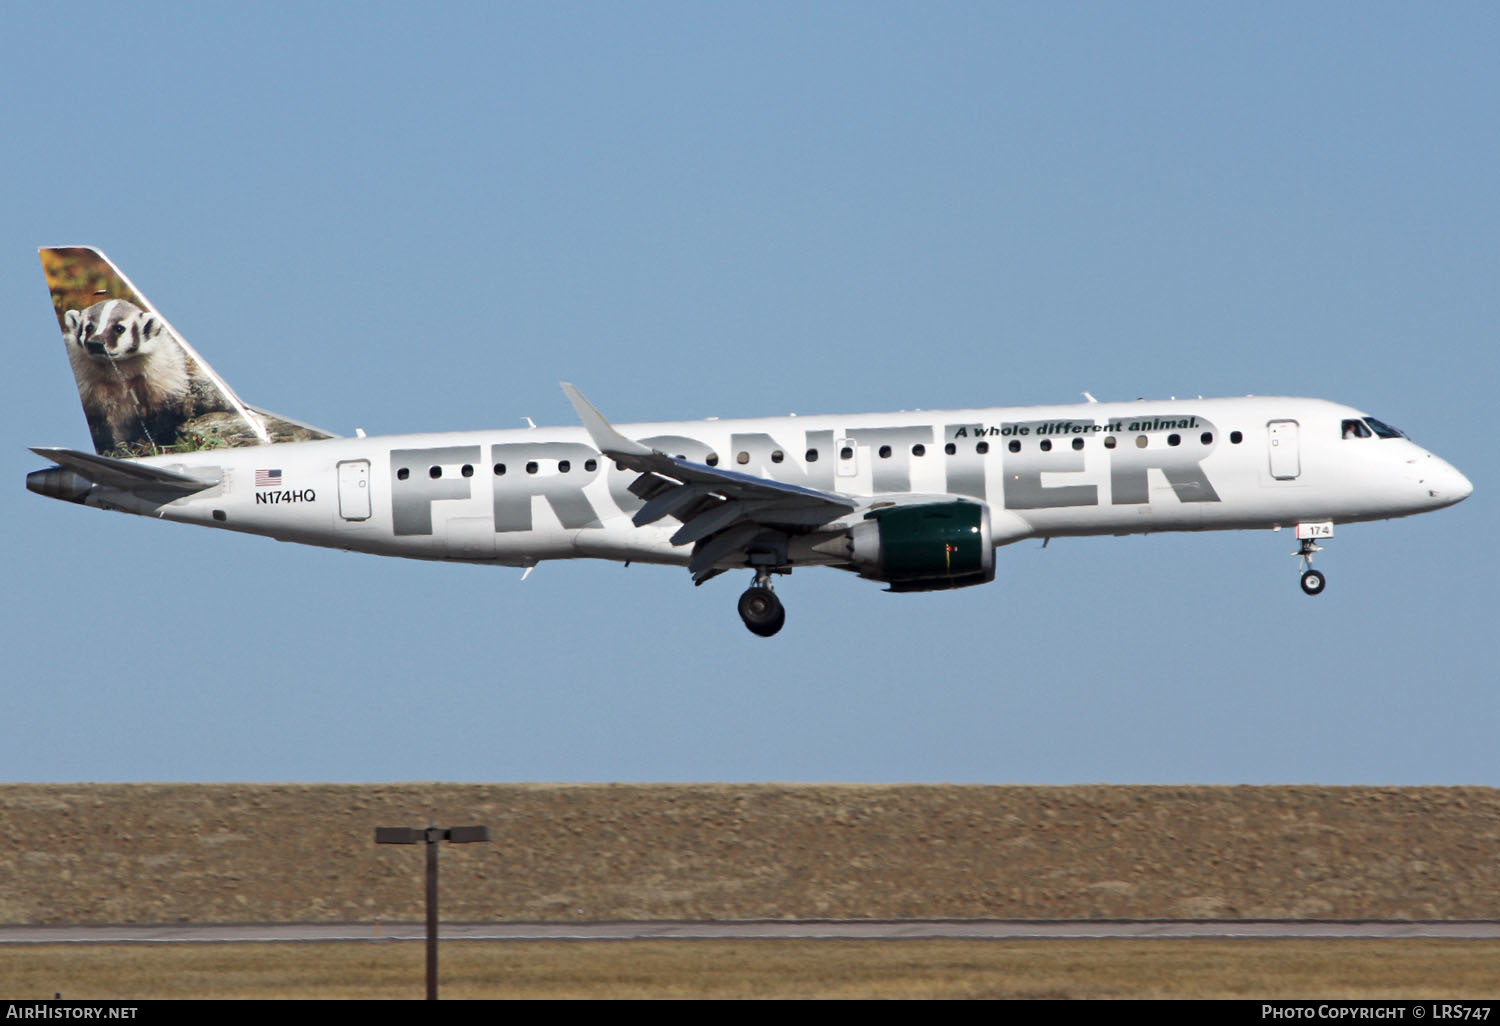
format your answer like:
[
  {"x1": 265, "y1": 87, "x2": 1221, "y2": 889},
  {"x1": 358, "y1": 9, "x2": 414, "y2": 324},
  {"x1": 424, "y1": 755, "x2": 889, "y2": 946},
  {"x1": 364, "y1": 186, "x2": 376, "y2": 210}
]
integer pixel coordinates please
[
  {"x1": 737, "y1": 569, "x2": 786, "y2": 637},
  {"x1": 1296, "y1": 537, "x2": 1326, "y2": 596}
]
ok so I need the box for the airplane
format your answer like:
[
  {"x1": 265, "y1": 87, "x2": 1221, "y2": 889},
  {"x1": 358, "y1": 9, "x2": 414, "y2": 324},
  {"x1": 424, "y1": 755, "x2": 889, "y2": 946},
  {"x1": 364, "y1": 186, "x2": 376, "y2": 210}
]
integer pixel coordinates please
[{"x1": 27, "y1": 247, "x2": 1473, "y2": 637}]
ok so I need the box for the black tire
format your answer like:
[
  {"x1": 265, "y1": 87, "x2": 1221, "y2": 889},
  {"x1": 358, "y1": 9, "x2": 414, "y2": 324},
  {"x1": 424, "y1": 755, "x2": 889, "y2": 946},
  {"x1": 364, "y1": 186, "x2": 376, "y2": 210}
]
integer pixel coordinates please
[
  {"x1": 738, "y1": 587, "x2": 785, "y2": 637},
  {"x1": 1300, "y1": 569, "x2": 1326, "y2": 596}
]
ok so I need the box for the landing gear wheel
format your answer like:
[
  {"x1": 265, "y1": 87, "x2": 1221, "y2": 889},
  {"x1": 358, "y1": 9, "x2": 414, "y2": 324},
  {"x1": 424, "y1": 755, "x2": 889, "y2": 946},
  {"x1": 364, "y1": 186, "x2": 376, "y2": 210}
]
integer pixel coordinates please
[
  {"x1": 738, "y1": 587, "x2": 786, "y2": 637},
  {"x1": 1294, "y1": 537, "x2": 1327, "y2": 597}
]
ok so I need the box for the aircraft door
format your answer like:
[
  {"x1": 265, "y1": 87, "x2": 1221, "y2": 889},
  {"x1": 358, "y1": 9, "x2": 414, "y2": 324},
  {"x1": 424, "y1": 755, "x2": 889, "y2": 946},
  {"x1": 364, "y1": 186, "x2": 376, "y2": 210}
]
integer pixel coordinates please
[
  {"x1": 1267, "y1": 421, "x2": 1300, "y2": 480},
  {"x1": 836, "y1": 437, "x2": 858, "y2": 478},
  {"x1": 337, "y1": 459, "x2": 371, "y2": 520}
]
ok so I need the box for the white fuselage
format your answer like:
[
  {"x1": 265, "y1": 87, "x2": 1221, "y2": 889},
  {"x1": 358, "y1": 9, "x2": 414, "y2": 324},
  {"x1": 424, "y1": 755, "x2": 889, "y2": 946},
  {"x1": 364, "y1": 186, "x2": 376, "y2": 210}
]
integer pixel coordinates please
[{"x1": 115, "y1": 395, "x2": 1469, "y2": 570}]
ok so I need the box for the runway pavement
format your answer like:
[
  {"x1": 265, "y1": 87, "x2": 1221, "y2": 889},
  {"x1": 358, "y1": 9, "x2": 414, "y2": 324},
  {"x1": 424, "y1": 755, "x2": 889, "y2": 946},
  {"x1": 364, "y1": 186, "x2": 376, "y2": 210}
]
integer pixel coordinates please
[{"x1": 4, "y1": 920, "x2": 1500, "y2": 944}]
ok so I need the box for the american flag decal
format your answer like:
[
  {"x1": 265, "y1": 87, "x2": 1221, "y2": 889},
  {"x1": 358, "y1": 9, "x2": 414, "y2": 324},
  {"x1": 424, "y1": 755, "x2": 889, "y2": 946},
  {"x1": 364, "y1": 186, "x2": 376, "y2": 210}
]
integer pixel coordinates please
[{"x1": 255, "y1": 469, "x2": 283, "y2": 488}]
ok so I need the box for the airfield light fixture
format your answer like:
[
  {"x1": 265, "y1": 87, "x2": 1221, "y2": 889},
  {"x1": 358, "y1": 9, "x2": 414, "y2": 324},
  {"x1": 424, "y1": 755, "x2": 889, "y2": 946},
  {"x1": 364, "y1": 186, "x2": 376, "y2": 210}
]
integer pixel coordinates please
[{"x1": 374, "y1": 824, "x2": 491, "y2": 1000}]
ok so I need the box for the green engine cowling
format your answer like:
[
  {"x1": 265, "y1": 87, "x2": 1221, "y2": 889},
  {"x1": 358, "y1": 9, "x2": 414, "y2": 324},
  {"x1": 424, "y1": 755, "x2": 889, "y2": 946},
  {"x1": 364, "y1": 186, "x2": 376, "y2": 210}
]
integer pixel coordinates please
[{"x1": 847, "y1": 500, "x2": 995, "y2": 592}]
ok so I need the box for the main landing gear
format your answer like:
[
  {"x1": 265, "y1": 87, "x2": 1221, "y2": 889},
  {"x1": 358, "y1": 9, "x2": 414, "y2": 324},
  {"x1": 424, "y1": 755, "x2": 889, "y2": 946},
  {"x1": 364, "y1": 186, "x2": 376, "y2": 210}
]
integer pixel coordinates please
[
  {"x1": 1296, "y1": 538, "x2": 1326, "y2": 596},
  {"x1": 737, "y1": 569, "x2": 786, "y2": 637}
]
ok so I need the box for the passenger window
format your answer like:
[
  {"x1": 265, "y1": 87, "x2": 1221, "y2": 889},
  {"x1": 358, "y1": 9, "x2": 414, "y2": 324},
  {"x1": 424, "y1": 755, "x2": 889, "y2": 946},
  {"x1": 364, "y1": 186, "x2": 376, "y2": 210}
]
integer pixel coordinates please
[
  {"x1": 1040, "y1": 439, "x2": 1052, "y2": 452},
  {"x1": 1230, "y1": 431, "x2": 1243, "y2": 444},
  {"x1": 429, "y1": 466, "x2": 442, "y2": 479},
  {"x1": 461, "y1": 464, "x2": 474, "y2": 477},
  {"x1": 878, "y1": 445, "x2": 892, "y2": 459},
  {"x1": 1167, "y1": 434, "x2": 1180, "y2": 447},
  {"x1": 944, "y1": 443, "x2": 956, "y2": 456},
  {"x1": 493, "y1": 464, "x2": 506, "y2": 476},
  {"x1": 840, "y1": 446, "x2": 853, "y2": 460},
  {"x1": 1072, "y1": 437, "x2": 1084, "y2": 450},
  {"x1": 737, "y1": 452, "x2": 750, "y2": 465},
  {"x1": 1135, "y1": 435, "x2": 1148, "y2": 448},
  {"x1": 525, "y1": 461, "x2": 538, "y2": 474},
  {"x1": 706, "y1": 453, "x2": 719, "y2": 467},
  {"x1": 584, "y1": 459, "x2": 597, "y2": 472},
  {"x1": 1008, "y1": 440, "x2": 1021, "y2": 453},
  {"x1": 558, "y1": 460, "x2": 571, "y2": 473},
  {"x1": 397, "y1": 467, "x2": 410, "y2": 480},
  {"x1": 912, "y1": 444, "x2": 925, "y2": 457},
  {"x1": 976, "y1": 441, "x2": 989, "y2": 454},
  {"x1": 1103, "y1": 436, "x2": 1117, "y2": 449},
  {"x1": 1200, "y1": 432, "x2": 1213, "y2": 445},
  {"x1": 805, "y1": 449, "x2": 818, "y2": 462},
  {"x1": 771, "y1": 450, "x2": 784, "y2": 463}
]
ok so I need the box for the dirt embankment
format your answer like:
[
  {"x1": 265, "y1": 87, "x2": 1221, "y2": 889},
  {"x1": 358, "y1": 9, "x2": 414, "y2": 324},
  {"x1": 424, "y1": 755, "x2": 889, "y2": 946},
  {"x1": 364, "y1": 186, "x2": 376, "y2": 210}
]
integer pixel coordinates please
[{"x1": 2, "y1": 784, "x2": 1497, "y2": 924}]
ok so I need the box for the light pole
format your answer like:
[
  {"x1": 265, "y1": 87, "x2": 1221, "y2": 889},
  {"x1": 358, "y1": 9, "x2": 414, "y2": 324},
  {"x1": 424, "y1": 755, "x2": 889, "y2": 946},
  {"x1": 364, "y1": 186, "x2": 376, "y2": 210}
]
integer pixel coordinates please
[{"x1": 375, "y1": 824, "x2": 491, "y2": 999}]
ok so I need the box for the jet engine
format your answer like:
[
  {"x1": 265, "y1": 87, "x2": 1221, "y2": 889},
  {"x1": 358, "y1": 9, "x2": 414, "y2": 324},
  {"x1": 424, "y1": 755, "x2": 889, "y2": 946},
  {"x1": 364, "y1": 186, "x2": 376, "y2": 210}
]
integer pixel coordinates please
[{"x1": 817, "y1": 499, "x2": 996, "y2": 592}]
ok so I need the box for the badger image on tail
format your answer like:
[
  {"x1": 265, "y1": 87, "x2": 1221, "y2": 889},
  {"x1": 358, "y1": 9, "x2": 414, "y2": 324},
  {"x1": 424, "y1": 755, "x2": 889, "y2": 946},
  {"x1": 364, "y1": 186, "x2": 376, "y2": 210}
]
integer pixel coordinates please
[
  {"x1": 63, "y1": 297, "x2": 214, "y2": 453},
  {"x1": 42, "y1": 247, "x2": 334, "y2": 456}
]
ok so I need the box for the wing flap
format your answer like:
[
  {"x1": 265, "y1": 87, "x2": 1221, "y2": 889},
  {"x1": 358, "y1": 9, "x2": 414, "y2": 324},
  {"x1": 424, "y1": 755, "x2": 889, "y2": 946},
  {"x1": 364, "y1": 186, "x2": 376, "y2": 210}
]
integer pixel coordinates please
[
  {"x1": 671, "y1": 498, "x2": 768, "y2": 547},
  {"x1": 689, "y1": 522, "x2": 766, "y2": 578},
  {"x1": 633, "y1": 482, "x2": 716, "y2": 527}
]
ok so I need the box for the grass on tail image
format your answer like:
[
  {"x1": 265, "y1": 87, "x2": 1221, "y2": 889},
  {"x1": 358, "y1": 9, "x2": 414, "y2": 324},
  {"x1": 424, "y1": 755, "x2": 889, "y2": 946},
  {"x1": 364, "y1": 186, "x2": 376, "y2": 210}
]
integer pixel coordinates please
[{"x1": 41, "y1": 247, "x2": 332, "y2": 458}]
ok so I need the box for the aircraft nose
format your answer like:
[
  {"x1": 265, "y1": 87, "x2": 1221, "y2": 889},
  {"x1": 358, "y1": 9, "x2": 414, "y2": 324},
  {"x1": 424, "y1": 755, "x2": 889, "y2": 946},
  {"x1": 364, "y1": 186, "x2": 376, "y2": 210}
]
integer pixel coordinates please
[
  {"x1": 1451, "y1": 467, "x2": 1474, "y2": 502},
  {"x1": 1426, "y1": 458, "x2": 1473, "y2": 506}
]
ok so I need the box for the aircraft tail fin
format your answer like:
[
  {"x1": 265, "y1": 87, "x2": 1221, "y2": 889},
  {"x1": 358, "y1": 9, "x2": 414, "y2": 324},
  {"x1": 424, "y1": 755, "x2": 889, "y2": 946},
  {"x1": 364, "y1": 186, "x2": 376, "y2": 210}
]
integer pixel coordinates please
[{"x1": 39, "y1": 247, "x2": 336, "y2": 457}]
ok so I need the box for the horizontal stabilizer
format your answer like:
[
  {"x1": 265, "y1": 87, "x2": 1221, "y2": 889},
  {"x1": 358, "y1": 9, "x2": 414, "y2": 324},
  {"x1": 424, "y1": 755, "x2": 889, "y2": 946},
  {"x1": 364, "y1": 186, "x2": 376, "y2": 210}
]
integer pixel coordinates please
[{"x1": 28, "y1": 446, "x2": 217, "y2": 498}]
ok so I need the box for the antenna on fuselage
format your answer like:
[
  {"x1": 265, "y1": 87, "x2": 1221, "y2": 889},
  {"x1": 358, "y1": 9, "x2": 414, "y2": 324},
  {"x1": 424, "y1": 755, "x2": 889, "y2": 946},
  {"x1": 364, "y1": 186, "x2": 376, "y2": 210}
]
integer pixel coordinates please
[{"x1": 1082, "y1": 392, "x2": 1098, "y2": 404}]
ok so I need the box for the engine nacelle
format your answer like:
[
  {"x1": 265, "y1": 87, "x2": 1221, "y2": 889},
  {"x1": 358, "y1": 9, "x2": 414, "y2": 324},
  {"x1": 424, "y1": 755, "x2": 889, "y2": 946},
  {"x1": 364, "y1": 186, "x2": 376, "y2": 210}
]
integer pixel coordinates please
[{"x1": 843, "y1": 500, "x2": 995, "y2": 592}]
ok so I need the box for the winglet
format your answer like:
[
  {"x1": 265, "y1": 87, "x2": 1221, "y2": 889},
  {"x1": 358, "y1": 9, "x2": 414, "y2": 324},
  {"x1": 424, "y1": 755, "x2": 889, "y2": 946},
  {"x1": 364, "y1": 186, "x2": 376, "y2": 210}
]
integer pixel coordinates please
[{"x1": 560, "y1": 383, "x2": 653, "y2": 457}]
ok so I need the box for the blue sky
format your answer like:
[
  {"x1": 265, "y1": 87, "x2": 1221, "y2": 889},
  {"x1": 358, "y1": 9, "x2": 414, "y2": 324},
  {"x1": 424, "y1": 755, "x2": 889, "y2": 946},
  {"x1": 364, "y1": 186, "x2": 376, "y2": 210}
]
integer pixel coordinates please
[{"x1": 2, "y1": 2, "x2": 1495, "y2": 783}]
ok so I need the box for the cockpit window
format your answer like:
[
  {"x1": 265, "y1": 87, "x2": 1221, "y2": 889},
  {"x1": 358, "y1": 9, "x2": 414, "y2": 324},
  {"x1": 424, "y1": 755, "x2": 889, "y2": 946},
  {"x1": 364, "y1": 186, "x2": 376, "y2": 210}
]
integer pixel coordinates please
[
  {"x1": 1341, "y1": 419, "x2": 1372, "y2": 439},
  {"x1": 1364, "y1": 417, "x2": 1405, "y2": 439}
]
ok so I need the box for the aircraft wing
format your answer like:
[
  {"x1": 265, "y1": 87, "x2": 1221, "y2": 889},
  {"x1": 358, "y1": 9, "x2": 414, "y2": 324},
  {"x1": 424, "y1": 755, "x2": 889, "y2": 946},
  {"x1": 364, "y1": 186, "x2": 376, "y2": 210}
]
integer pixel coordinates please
[{"x1": 562, "y1": 384, "x2": 857, "y2": 583}]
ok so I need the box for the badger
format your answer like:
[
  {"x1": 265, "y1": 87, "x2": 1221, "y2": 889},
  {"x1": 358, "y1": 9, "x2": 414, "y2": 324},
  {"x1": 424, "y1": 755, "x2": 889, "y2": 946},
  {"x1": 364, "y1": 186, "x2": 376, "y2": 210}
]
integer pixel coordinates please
[{"x1": 63, "y1": 298, "x2": 194, "y2": 452}]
